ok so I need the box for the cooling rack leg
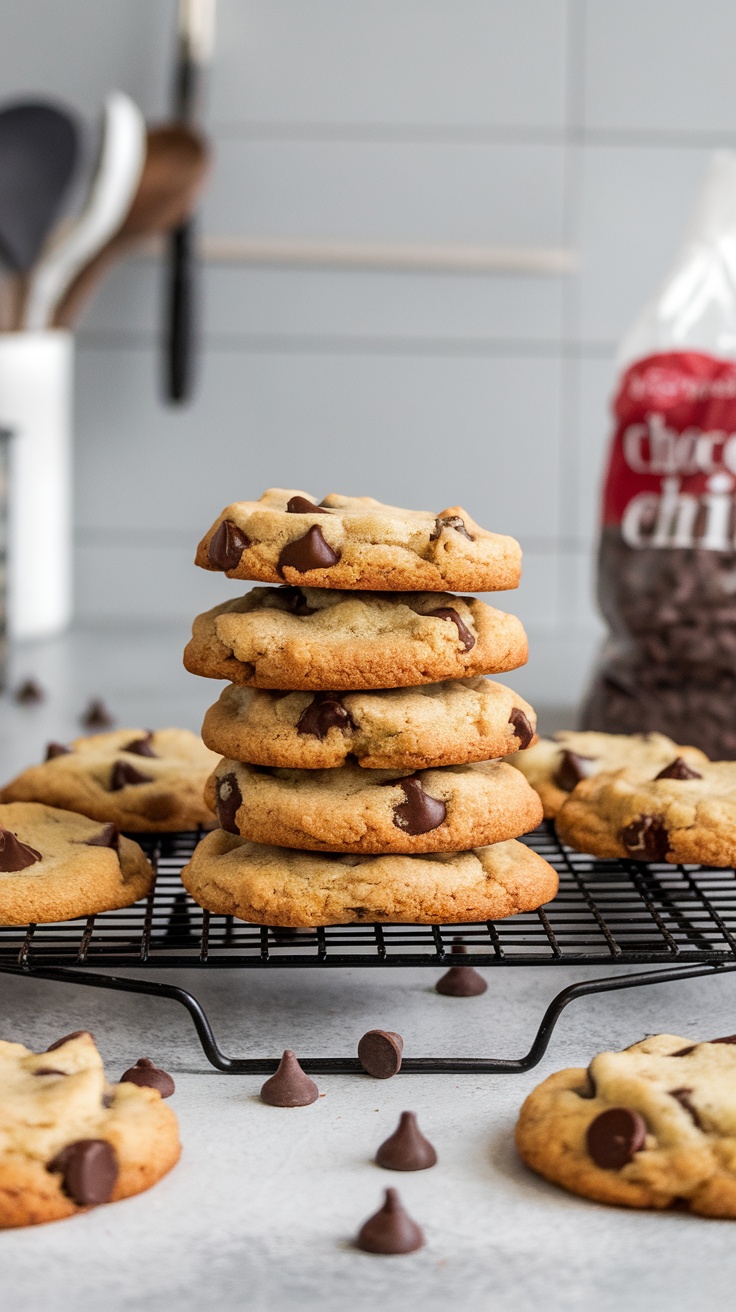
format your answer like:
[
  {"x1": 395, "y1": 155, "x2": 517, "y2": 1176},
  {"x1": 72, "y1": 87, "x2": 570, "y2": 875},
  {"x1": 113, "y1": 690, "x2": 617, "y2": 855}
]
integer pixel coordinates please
[{"x1": 0, "y1": 961, "x2": 734, "y2": 1074}]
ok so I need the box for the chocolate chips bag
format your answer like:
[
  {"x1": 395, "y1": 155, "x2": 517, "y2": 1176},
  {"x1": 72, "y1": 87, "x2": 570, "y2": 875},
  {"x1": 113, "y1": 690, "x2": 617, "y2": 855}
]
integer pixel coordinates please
[{"x1": 582, "y1": 153, "x2": 736, "y2": 756}]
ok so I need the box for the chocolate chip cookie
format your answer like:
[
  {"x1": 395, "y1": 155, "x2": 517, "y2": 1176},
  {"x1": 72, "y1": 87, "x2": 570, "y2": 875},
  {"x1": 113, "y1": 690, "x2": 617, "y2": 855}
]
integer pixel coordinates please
[
  {"x1": 201, "y1": 678, "x2": 536, "y2": 770},
  {"x1": 506, "y1": 730, "x2": 708, "y2": 819},
  {"x1": 0, "y1": 1031, "x2": 180, "y2": 1227},
  {"x1": 516, "y1": 1033, "x2": 736, "y2": 1216},
  {"x1": 0, "y1": 802, "x2": 153, "y2": 925},
  {"x1": 1, "y1": 729, "x2": 219, "y2": 832},
  {"x1": 205, "y1": 758, "x2": 543, "y2": 854},
  {"x1": 183, "y1": 587, "x2": 527, "y2": 690},
  {"x1": 555, "y1": 758, "x2": 736, "y2": 866},
  {"x1": 195, "y1": 488, "x2": 521, "y2": 593},
  {"x1": 181, "y1": 830, "x2": 559, "y2": 926}
]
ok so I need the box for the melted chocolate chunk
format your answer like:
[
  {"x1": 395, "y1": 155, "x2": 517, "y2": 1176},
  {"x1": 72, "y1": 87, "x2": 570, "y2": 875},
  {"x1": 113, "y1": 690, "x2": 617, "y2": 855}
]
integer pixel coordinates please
[
  {"x1": 670, "y1": 1087, "x2": 702, "y2": 1127},
  {"x1": 655, "y1": 757, "x2": 702, "y2": 781},
  {"x1": 109, "y1": 760, "x2": 152, "y2": 791},
  {"x1": 14, "y1": 678, "x2": 45, "y2": 704},
  {"x1": 81, "y1": 699, "x2": 115, "y2": 730},
  {"x1": 675, "y1": 1034, "x2": 736, "y2": 1055},
  {"x1": 278, "y1": 586, "x2": 317, "y2": 616},
  {"x1": 216, "y1": 772, "x2": 242, "y2": 834},
  {"x1": 84, "y1": 824, "x2": 120, "y2": 851},
  {"x1": 375, "y1": 1112, "x2": 437, "y2": 1172},
  {"x1": 554, "y1": 750, "x2": 596, "y2": 793},
  {"x1": 260, "y1": 1049, "x2": 319, "y2": 1106},
  {"x1": 286, "y1": 496, "x2": 329, "y2": 514},
  {"x1": 586, "y1": 1107, "x2": 647, "y2": 1170},
  {"x1": 620, "y1": 815, "x2": 670, "y2": 861},
  {"x1": 277, "y1": 525, "x2": 341, "y2": 575},
  {"x1": 358, "y1": 1030, "x2": 403, "y2": 1079},
  {"x1": 45, "y1": 742, "x2": 72, "y2": 760},
  {"x1": 0, "y1": 828, "x2": 42, "y2": 872},
  {"x1": 122, "y1": 731, "x2": 157, "y2": 758},
  {"x1": 296, "y1": 692, "x2": 356, "y2": 739},
  {"x1": 207, "y1": 518, "x2": 250, "y2": 571},
  {"x1": 429, "y1": 514, "x2": 473, "y2": 541},
  {"x1": 425, "y1": 606, "x2": 475, "y2": 651},
  {"x1": 48, "y1": 1139, "x2": 118, "y2": 1206},
  {"x1": 389, "y1": 775, "x2": 447, "y2": 835},
  {"x1": 509, "y1": 708, "x2": 534, "y2": 750},
  {"x1": 46, "y1": 1031, "x2": 91, "y2": 1052},
  {"x1": 120, "y1": 1057, "x2": 175, "y2": 1098},
  {"x1": 356, "y1": 1188, "x2": 425, "y2": 1255}
]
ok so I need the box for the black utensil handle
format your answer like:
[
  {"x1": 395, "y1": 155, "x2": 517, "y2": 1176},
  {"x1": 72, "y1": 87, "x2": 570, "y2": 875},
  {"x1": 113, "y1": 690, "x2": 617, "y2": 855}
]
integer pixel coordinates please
[{"x1": 165, "y1": 218, "x2": 198, "y2": 404}]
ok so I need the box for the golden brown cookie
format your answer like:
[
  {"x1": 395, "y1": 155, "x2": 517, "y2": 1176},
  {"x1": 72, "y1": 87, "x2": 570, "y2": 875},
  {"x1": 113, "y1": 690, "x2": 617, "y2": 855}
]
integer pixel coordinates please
[
  {"x1": 206, "y1": 758, "x2": 543, "y2": 854},
  {"x1": 0, "y1": 1031, "x2": 180, "y2": 1227},
  {"x1": 201, "y1": 678, "x2": 536, "y2": 770},
  {"x1": 0, "y1": 802, "x2": 153, "y2": 925},
  {"x1": 1, "y1": 729, "x2": 219, "y2": 832},
  {"x1": 516, "y1": 1033, "x2": 736, "y2": 1216},
  {"x1": 181, "y1": 829, "x2": 559, "y2": 926},
  {"x1": 506, "y1": 730, "x2": 708, "y2": 819},
  {"x1": 183, "y1": 587, "x2": 528, "y2": 691},
  {"x1": 195, "y1": 488, "x2": 521, "y2": 593}
]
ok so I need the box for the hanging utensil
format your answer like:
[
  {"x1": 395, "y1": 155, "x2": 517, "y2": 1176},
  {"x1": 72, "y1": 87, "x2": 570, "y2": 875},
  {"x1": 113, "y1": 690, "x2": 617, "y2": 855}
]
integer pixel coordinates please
[{"x1": 0, "y1": 101, "x2": 79, "y2": 275}]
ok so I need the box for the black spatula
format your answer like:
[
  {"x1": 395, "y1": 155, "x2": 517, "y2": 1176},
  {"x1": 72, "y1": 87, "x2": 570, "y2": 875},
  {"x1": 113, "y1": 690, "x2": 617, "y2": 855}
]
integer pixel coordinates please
[{"x1": 0, "y1": 102, "x2": 79, "y2": 273}]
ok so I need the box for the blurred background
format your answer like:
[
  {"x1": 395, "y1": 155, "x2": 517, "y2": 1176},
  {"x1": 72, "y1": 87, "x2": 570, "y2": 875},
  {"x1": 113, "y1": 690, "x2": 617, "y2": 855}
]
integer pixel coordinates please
[{"x1": 3, "y1": 0, "x2": 735, "y2": 721}]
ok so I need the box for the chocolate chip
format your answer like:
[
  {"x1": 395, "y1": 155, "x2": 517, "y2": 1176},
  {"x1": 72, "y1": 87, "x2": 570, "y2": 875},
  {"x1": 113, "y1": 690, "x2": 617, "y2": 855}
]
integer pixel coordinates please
[
  {"x1": 425, "y1": 606, "x2": 475, "y2": 651},
  {"x1": 388, "y1": 775, "x2": 447, "y2": 835},
  {"x1": 435, "y1": 939, "x2": 487, "y2": 997},
  {"x1": 508, "y1": 708, "x2": 534, "y2": 749},
  {"x1": 375, "y1": 1112, "x2": 437, "y2": 1171},
  {"x1": 554, "y1": 750, "x2": 596, "y2": 792},
  {"x1": 655, "y1": 757, "x2": 702, "y2": 781},
  {"x1": 277, "y1": 525, "x2": 341, "y2": 575},
  {"x1": 45, "y1": 742, "x2": 72, "y2": 760},
  {"x1": 586, "y1": 1107, "x2": 647, "y2": 1169},
  {"x1": 47, "y1": 1139, "x2": 118, "y2": 1206},
  {"x1": 81, "y1": 699, "x2": 115, "y2": 730},
  {"x1": 33, "y1": 1068, "x2": 67, "y2": 1077},
  {"x1": 46, "y1": 1031, "x2": 91, "y2": 1052},
  {"x1": 670, "y1": 1087, "x2": 702, "y2": 1128},
  {"x1": 620, "y1": 815, "x2": 670, "y2": 861},
  {"x1": 14, "y1": 678, "x2": 45, "y2": 704},
  {"x1": 278, "y1": 586, "x2": 317, "y2": 616},
  {"x1": 430, "y1": 514, "x2": 473, "y2": 541},
  {"x1": 355, "y1": 1188, "x2": 425, "y2": 1255},
  {"x1": 120, "y1": 1057, "x2": 175, "y2": 1098},
  {"x1": 122, "y1": 731, "x2": 157, "y2": 758},
  {"x1": 358, "y1": 1030, "x2": 403, "y2": 1079},
  {"x1": 109, "y1": 760, "x2": 152, "y2": 791},
  {"x1": 84, "y1": 824, "x2": 120, "y2": 851},
  {"x1": 207, "y1": 518, "x2": 250, "y2": 571},
  {"x1": 286, "y1": 495, "x2": 329, "y2": 514},
  {"x1": 675, "y1": 1034, "x2": 736, "y2": 1055},
  {"x1": 0, "y1": 828, "x2": 42, "y2": 872},
  {"x1": 297, "y1": 692, "x2": 356, "y2": 739},
  {"x1": 215, "y1": 772, "x2": 242, "y2": 834},
  {"x1": 260, "y1": 1049, "x2": 319, "y2": 1106}
]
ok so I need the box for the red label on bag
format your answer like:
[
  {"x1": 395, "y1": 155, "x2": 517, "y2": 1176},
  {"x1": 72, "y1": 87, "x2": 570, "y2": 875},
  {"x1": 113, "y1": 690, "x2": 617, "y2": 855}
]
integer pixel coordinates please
[{"x1": 602, "y1": 350, "x2": 736, "y2": 549}]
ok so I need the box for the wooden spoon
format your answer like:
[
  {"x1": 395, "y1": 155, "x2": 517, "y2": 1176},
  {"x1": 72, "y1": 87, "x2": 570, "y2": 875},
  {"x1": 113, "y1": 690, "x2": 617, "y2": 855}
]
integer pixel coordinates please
[{"x1": 51, "y1": 124, "x2": 209, "y2": 329}]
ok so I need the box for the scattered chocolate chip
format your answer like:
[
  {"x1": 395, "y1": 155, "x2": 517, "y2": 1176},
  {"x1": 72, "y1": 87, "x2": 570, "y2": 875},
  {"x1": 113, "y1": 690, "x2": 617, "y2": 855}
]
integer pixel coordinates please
[
  {"x1": 120, "y1": 1057, "x2": 175, "y2": 1098},
  {"x1": 33, "y1": 1068, "x2": 66, "y2": 1077},
  {"x1": 14, "y1": 678, "x2": 45, "y2": 704},
  {"x1": 277, "y1": 525, "x2": 341, "y2": 575},
  {"x1": 586, "y1": 1107, "x2": 647, "y2": 1169},
  {"x1": 355, "y1": 1188, "x2": 425, "y2": 1255},
  {"x1": 655, "y1": 757, "x2": 702, "y2": 781},
  {"x1": 389, "y1": 775, "x2": 447, "y2": 835},
  {"x1": 286, "y1": 495, "x2": 329, "y2": 514},
  {"x1": 554, "y1": 750, "x2": 596, "y2": 792},
  {"x1": 109, "y1": 760, "x2": 152, "y2": 791},
  {"x1": 297, "y1": 692, "x2": 356, "y2": 739},
  {"x1": 435, "y1": 939, "x2": 488, "y2": 997},
  {"x1": 670, "y1": 1087, "x2": 702, "y2": 1127},
  {"x1": 46, "y1": 1031, "x2": 91, "y2": 1052},
  {"x1": 508, "y1": 708, "x2": 534, "y2": 749},
  {"x1": 122, "y1": 731, "x2": 157, "y2": 758},
  {"x1": 358, "y1": 1030, "x2": 403, "y2": 1079},
  {"x1": 48, "y1": 1139, "x2": 118, "y2": 1206},
  {"x1": 425, "y1": 606, "x2": 475, "y2": 651},
  {"x1": 207, "y1": 518, "x2": 250, "y2": 571},
  {"x1": 260, "y1": 1049, "x2": 319, "y2": 1106},
  {"x1": 0, "y1": 828, "x2": 42, "y2": 873},
  {"x1": 278, "y1": 585, "x2": 317, "y2": 616},
  {"x1": 81, "y1": 699, "x2": 115, "y2": 730},
  {"x1": 430, "y1": 514, "x2": 473, "y2": 542},
  {"x1": 45, "y1": 742, "x2": 72, "y2": 760},
  {"x1": 215, "y1": 772, "x2": 242, "y2": 834},
  {"x1": 375, "y1": 1112, "x2": 437, "y2": 1171},
  {"x1": 620, "y1": 815, "x2": 670, "y2": 861},
  {"x1": 84, "y1": 823, "x2": 120, "y2": 851}
]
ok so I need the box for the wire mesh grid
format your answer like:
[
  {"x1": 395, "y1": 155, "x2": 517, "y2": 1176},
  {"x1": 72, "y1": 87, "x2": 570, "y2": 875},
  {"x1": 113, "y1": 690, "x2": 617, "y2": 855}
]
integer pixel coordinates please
[{"x1": 1, "y1": 823, "x2": 736, "y2": 971}]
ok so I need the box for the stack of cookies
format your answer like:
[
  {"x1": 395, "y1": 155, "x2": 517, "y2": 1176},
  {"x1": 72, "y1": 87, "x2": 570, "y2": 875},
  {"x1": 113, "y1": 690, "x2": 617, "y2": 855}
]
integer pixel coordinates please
[{"x1": 181, "y1": 490, "x2": 558, "y2": 927}]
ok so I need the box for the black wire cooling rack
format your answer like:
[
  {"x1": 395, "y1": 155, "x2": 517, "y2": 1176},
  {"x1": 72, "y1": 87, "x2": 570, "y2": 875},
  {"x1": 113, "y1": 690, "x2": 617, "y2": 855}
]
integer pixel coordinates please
[{"x1": 1, "y1": 824, "x2": 735, "y2": 1074}]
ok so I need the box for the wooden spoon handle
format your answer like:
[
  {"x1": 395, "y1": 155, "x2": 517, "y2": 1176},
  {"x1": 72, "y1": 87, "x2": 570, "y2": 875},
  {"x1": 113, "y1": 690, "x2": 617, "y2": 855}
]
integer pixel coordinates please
[{"x1": 50, "y1": 239, "x2": 126, "y2": 328}]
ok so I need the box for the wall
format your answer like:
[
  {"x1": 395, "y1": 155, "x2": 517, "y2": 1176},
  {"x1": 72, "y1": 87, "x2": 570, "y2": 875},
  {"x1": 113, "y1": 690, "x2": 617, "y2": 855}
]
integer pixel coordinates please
[{"x1": 2, "y1": 1, "x2": 736, "y2": 704}]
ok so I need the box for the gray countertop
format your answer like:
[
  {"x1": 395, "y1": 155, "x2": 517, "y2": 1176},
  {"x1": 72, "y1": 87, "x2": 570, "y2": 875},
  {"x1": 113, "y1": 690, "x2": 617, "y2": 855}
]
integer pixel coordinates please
[{"x1": 0, "y1": 625, "x2": 730, "y2": 1312}]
